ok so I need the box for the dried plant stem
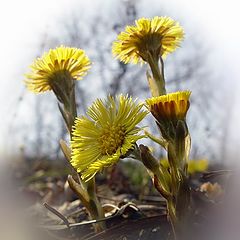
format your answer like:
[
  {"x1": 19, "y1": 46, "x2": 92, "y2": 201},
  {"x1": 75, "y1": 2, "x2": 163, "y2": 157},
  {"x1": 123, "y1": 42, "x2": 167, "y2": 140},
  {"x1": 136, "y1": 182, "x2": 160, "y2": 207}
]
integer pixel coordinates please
[{"x1": 44, "y1": 203, "x2": 70, "y2": 227}]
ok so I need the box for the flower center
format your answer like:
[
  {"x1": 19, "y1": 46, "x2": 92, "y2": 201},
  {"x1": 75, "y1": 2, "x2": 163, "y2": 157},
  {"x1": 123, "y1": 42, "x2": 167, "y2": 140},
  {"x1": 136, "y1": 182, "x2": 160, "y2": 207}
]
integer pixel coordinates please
[{"x1": 99, "y1": 125, "x2": 126, "y2": 155}]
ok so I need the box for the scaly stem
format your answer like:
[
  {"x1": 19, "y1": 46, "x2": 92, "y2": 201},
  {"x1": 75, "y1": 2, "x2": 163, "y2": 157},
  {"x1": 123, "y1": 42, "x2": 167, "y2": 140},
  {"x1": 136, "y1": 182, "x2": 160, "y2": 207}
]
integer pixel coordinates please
[
  {"x1": 87, "y1": 178, "x2": 106, "y2": 231},
  {"x1": 166, "y1": 128, "x2": 191, "y2": 239},
  {"x1": 56, "y1": 75, "x2": 105, "y2": 232},
  {"x1": 147, "y1": 54, "x2": 166, "y2": 96},
  {"x1": 167, "y1": 198, "x2": 177, "y2": 240}
]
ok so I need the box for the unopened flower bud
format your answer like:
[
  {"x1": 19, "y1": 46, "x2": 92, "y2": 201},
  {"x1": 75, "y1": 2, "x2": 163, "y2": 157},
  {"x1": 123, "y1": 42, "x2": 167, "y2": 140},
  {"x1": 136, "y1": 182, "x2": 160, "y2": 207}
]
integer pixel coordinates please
[{"x1": 139, "y1": 144, "x2": 160, "y2": 174}]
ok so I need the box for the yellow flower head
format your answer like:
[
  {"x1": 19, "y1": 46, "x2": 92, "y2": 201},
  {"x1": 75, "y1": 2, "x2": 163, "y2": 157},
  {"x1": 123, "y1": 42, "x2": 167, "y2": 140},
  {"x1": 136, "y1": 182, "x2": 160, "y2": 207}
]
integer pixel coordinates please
[
  {"x1": 25, "y1": 46, "x2": 91, "y2": 93},
  {"x1": 112, "y1": 16, "x2": 184, "y2": 64},
  {"x1": 145, "y1": 91, "x2": 191, "y2": 122},
  {"x1": 71, "y1": 95, "x2": 148, "y2": 181}
]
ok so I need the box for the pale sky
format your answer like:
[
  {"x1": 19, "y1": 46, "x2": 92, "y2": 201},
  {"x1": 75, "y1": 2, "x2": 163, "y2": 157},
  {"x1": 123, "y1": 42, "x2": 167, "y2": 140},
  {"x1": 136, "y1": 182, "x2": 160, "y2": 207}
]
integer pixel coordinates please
[{"x1": 0, "y1": 0, "x2": 239, "y2": 160}]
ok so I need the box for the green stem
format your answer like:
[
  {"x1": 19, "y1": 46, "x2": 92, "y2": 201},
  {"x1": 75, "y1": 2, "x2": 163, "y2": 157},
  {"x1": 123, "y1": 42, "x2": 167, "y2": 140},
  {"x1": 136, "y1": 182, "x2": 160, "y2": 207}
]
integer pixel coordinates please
[
  {"x1": 56, "y1": 76, "x2": 105, "y2": 232},
  {"x1": 160, "y1": 56, "x2": 165, "y2": 85},
  {"x1": 167, "y1": 142, "x2": 179, "y2": 195},
  {"x1": 63, "y1": 84, "x2": 77, "y2": 137},
  {"x1": 87, "y1": 178, "x2": 106, "y2": 231},
  {"x1": 167, "y1": 198, "x2": 178, "y2": 240},
  {"x1": 147, "y1": 54, "x2": 166, "y2": 96},
  {"x1": 166, "y1": 127, "x2": 191, "y2": 239}
]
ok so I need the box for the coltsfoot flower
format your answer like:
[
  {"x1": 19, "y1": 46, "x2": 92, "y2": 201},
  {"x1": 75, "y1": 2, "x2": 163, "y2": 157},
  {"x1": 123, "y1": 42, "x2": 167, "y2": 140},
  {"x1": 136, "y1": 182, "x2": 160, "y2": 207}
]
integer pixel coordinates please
[
  {"x1": 146, "y1": 91, "x2": 191, "y2": 123},
  {"x1": 71, "y1": 95, "x2": 148, "y2": 181},
  {"x1": 25, "y1": 46, "x2": 91, "y2": 93},
  {"x1": 112, "y1": 16, "x2": 184, "y2": 64}
]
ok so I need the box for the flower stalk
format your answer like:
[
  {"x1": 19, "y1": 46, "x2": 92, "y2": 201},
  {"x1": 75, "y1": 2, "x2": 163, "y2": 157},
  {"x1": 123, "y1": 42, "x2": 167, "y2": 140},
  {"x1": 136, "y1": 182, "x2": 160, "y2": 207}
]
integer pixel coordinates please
[
  {"x1": 68, "y1": 176, "x2": 105, "y2": 232},
  {"x1": 146, "y1": 54, "x2": 166, "y2": 96},
  {"x1": 25, "y1": 46, "x2": 105, "y2": 232},
  {"x1": 53, "y1": 73, "x2": 77, "y2": 134},
  {"x1": 112, "y1": 15, "x2": 191, "y2": 238},
  {"x1": 141, "y1": 128, "x2": 191, "y2": 238},
  {"x1": 57, "y1": 73, "x2": 106, "y2": 232},
  {"x1": 144, "y1": 74, "x2": 191, "y2": 238}
]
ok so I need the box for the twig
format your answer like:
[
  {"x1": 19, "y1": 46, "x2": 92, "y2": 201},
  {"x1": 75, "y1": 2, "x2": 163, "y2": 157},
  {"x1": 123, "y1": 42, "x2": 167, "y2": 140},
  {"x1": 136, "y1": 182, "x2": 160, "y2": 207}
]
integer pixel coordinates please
[
  {"x1": 44, "y1": 203, "x2": 70, "y2": 227},
  {"x1": 41, "y1": 202, "x2": 140, "y2": 231},
  {"x1": 40, "y1": 214, "x2": 116, "y2": 230}
]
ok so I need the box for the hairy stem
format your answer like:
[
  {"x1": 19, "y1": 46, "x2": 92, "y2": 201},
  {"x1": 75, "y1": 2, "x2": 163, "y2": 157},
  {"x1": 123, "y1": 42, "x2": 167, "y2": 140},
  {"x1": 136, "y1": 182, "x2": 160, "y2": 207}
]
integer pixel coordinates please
[
  {"x1": 57, "y1": 76, "x2": 105, "y2": 232},
  {"x1": 147, "y1": 54, "x2": 166, "y2": 96}
]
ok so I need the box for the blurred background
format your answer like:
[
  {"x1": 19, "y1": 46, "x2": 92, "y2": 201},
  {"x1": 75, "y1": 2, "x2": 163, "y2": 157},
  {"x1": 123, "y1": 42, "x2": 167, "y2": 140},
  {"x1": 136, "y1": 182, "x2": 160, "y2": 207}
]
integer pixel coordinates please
[{"x1": 0, "y1": 0, "x2": 239, "y2": 167}]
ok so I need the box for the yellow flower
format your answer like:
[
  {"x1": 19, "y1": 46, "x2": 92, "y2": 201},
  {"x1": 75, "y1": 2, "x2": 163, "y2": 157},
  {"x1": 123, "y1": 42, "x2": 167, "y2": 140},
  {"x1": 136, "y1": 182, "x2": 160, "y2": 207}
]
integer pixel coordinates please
[
  {"x1": 112, "y1": 16, "x2": 184, "y2": 64},
  {"x1": 25, "y1": 46, "x2": 91, "y2": 93},
  {"x1": 71, "y1": 95, "x2": 148, "y2": 181},
  {"x1": 145, "y1": 91, "x2": 191, "y2": 122}
]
